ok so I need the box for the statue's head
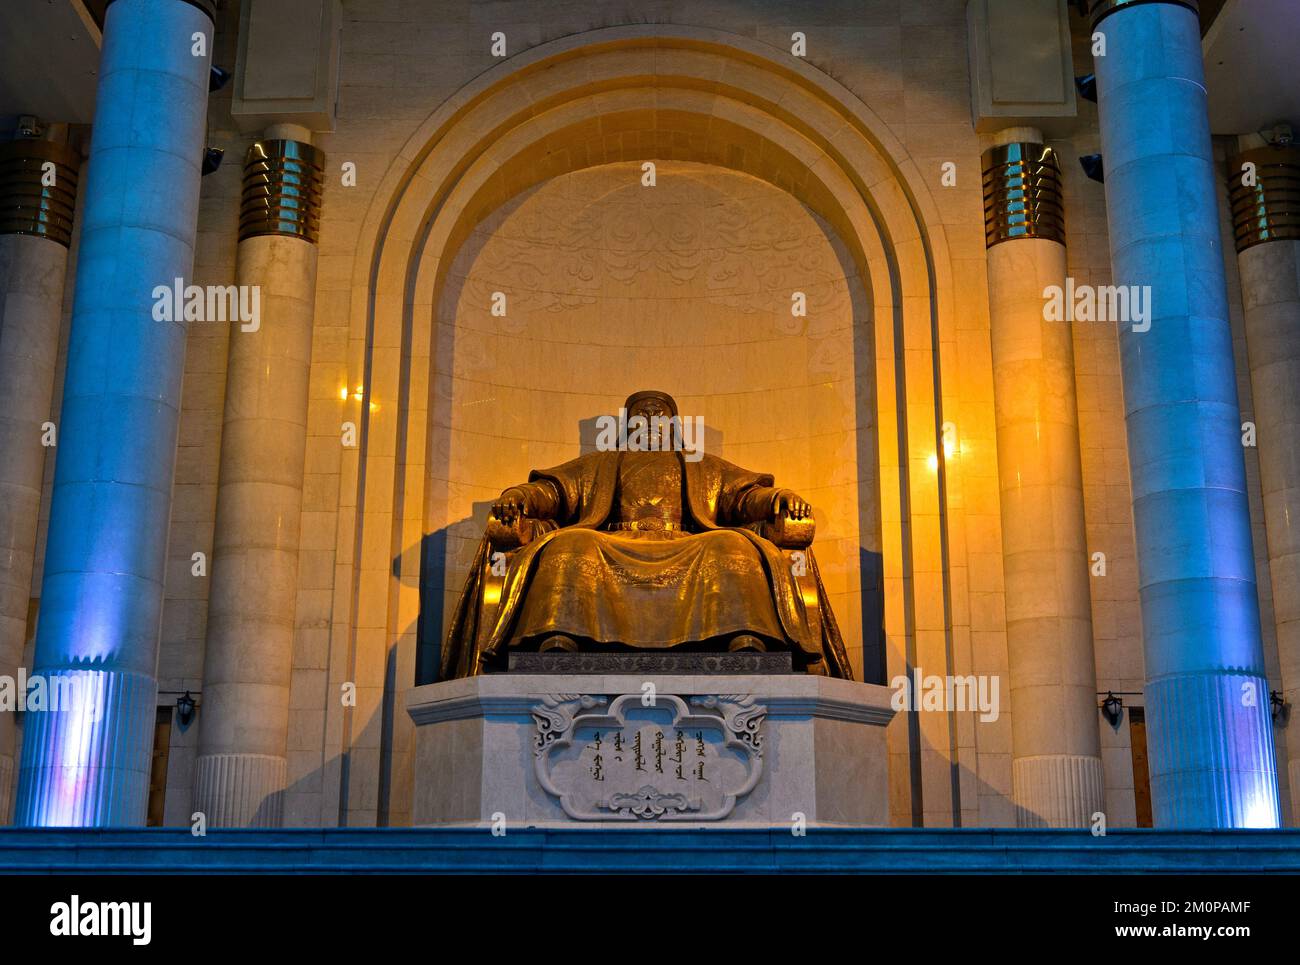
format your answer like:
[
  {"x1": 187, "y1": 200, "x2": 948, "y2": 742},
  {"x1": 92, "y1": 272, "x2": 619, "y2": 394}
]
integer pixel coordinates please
[
  {"x1": 622, "y1": 390, "x2": 680, "y2": 452},
  {"x1": 623, "y1": 390, "x2": 678, "y2": 421}
]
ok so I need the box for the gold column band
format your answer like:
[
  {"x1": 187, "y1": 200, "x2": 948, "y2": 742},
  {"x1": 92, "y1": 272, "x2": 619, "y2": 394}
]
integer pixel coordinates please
[
  {"x1": 238, "y1": 139, "x2": 325, "y2": 244},
  {"x1": 1227, "y1": 145, "x2": 1300, "y2": 253},
  {"x1": 104, "y1": 0, "x2": 216, "y2": 23},
  {"x1": 0, "y1": 140, "x2": 81, "y2": 249},
  {"x1": 981, "y1": 142, "x2": 1065, "y2": 249},
  {"x1": 1090, "y1": 0, "x2": 1199, "y2": 30}
]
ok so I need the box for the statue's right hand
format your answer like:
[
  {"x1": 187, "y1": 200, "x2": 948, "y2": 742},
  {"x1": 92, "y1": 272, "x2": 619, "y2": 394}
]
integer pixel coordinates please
[{"x1": 492, "y1": 488, "x2": 528, "y2": 525}]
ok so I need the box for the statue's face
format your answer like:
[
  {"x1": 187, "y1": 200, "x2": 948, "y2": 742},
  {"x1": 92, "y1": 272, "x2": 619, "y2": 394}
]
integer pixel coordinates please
[
  {"x1": 629, "y1": 397, "x2": 671, "y2": 421},
  {"x1": 628, "y1": 396, "x2": 675, "y2": 449}
]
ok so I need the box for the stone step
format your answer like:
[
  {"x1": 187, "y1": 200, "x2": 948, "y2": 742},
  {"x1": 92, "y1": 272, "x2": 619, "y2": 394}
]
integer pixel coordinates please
[{"x1": 1, "y1": 827, "x2": 1297, "y2": 873}]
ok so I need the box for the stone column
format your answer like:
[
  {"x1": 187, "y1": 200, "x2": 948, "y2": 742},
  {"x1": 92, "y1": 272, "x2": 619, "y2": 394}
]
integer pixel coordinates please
[
  {"x1": 1227, "y1": 142, "x2": 1300, "y2": 819},
  {"x1": 982, "y1": 136, "x2": 1103, "y2": 826},
  {"x1": 1091, "y1": 0, "x2": 1279, "y2": 827},
  {"x1": 14, "y1": 0, "x2": 213, "y2": 827},
  {"x1": 0, "y1": 137, "x2": 80, "y2": 823},
  {"x1": 193, "y1": 130, "x2": 323, "y2": 827}
]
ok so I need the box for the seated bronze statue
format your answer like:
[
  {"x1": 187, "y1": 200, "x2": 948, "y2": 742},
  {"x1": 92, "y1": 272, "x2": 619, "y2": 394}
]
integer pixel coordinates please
[{"x1": 439, "y1": 390, "x2": 853, "y2": 679}]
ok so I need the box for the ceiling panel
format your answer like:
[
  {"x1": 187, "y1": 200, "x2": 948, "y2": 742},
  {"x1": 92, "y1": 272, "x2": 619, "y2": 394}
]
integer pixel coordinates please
[
  {"x1": 1203, "y1": 0, "x2": 1300, "y2": 136},
  {"x1": 0, "y1": 0, "x2": 100, "y2": 125}
]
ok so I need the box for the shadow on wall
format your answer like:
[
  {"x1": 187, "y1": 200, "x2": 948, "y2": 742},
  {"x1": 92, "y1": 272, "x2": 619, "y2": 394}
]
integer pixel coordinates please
[
  {"x1": 860, "y1": 546, "x2": 885, "y2": 685},
  {"x1": 921, "y1": 721, "x2": 1022, "y2": 828},
  {"x1": 414, "y1": 510, "x2": 480, "y2": 686}
]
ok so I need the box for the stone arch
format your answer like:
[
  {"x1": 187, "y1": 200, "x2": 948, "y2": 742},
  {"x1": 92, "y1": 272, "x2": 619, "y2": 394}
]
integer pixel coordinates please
[{"x1": 335, "y1": 25, "x2": 956, "y2": 824}]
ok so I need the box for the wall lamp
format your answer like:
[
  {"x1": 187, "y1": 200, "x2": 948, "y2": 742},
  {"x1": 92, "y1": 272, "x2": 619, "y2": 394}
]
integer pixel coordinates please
[
  {"x1": 201, "y1": 147, "x2": 224, "y2": 177},
  {"x1": 1098, "y1": 691, "x2": 1142, "y2": 726},
  {"x1": 1100, "y1": 692, "x2": 1123, "y2": 725},
  {"x1": 1271, "y1": 691, "x2": 1290, "y2": 725},
  {"x1": 209, "y1": 65, "x2": 231, "y2": 93},
  {"x1": 1079, "y1": 154, "x2": 1105, "y2": 184},
  {"x1": 159, "y1": 690, "x2": 200, "y2": 727}
]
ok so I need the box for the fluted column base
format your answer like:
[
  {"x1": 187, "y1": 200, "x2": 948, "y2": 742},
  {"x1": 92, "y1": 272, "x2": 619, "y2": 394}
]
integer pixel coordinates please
[
  {"x1": 1147, "y1": 672, "x2": 1279, "y2": 827},
  {"x1": 15, "y1": 669, "x2": 155, "y2": 826},
  {"x1": 193, "y1": 753, "x2": 286, "y2": 827},
  {"x1": 1013, "y1": 754, "x2": 1104, "y2": 827}
]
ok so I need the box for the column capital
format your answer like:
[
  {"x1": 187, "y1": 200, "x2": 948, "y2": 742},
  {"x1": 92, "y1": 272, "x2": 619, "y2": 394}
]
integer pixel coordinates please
[
  {"x1": 1227, "y1": 144, "x2": 1300, "y2": 253},
  {"x1": 980, "y1": 142, "x2": 1065, "y2": 248},
  {"x1": 0, "y1": 139, "x2": 81, "y2": 248},
  {"x1": 239, "y1": 139, "x2": 325, "y2": 244},
  {"x1": 1090, "y1": 0, "x2": 1198, "y2": 30},
  {"x1": 106, "y1": 0, "x2": 216, "y2": 23}
]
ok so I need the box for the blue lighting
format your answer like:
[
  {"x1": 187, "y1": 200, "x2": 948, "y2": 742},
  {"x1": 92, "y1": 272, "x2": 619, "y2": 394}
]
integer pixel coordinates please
[{"x1": 1095, "y1": 1, "x2": 1280, "y2": 828}]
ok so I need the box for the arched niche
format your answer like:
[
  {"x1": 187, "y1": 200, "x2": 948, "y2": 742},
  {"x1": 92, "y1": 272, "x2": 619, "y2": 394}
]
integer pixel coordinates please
[{"x1": 336, "y1": 25, "x2": 957, "y2": 824}]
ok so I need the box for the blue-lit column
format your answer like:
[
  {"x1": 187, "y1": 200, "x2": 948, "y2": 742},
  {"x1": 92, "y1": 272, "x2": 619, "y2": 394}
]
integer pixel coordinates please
[
  {"x1": 1092, "y1": 0, "x2": 1279, "y2": 827},
  {"x1": 14, "y1": 0, "x2": 214, "y2": 826}
]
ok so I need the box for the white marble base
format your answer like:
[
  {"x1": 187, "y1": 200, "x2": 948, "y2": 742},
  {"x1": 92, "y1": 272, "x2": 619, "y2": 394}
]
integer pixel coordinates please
[{"x1": 405, "y1": 674, "x2": 894, "y2": 828}]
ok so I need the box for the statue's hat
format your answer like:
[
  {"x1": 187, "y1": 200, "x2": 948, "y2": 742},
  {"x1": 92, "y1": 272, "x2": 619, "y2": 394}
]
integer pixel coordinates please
[{"x1": 623, "y1": 390, "x2": 678, "y2": 418}]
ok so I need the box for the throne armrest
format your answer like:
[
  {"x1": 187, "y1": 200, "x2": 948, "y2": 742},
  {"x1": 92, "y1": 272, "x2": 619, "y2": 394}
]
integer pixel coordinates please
[
  {"x1": 472, "y1": 515, "x2": 559, "y2": 671},
  {"x1": 757, "y1": 523, "x2": 823, "y2": 662},
  {"x1": 756, "y1": 512, "x2": 815, "y2": 549},
  {"x1": 485, "y1": 513, "x2": 556, "y2": 551}
]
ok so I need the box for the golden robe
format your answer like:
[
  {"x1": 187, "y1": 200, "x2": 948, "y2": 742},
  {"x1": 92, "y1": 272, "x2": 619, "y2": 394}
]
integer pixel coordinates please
[{"x1": 439, "y1": 450, "x2": 853, "y2": 679}]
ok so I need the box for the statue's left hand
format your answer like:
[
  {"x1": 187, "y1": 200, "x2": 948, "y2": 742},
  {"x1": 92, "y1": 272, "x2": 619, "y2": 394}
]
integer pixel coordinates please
[
  {"x1": 773, "y1": 489, "x2": 812, "y2": 521},
  {"x1": 491, "y1": 487, "x2": 529, "y2": 525}
]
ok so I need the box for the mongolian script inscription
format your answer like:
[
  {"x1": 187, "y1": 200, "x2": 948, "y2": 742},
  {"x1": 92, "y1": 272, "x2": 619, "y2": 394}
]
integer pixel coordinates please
[{"x1": 531, "y1": 693, "x2": 765, "y2": 821}]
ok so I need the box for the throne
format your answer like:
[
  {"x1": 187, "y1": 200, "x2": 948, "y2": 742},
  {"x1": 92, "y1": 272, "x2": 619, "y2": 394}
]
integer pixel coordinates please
[{"x1": 470, "y1": 508, "x2": 824, "y2": 671}]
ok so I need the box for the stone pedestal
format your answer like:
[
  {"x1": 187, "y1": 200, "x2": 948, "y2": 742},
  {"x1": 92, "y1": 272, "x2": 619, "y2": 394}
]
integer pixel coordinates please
[{"x1": 406, "y1": 674, "x2": 894, "y2": 828}]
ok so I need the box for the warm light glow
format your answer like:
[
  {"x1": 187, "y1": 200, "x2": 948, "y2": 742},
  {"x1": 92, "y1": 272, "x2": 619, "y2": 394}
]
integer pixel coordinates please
[
  {"x1": 339, "y1": 387, "x2": 348, "y2": 401},
  {"x1": 927, "y1": 453, "x2": 939, "y2": 472}
]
